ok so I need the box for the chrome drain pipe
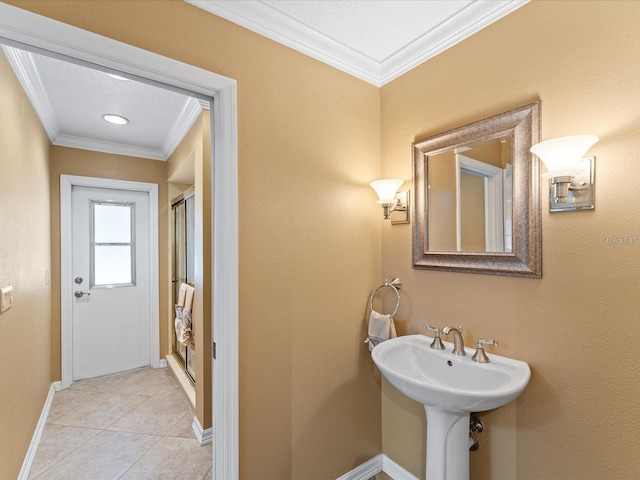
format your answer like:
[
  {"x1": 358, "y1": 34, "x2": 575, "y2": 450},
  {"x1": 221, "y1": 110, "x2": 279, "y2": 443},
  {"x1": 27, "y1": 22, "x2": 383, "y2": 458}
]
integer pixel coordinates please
[{"x1": 469, "y1": 414, "x2": 483, "y2": 451}]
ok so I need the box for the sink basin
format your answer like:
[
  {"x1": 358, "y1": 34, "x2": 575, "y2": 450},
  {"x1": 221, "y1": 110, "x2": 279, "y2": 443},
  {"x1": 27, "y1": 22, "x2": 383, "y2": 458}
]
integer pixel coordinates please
[
  {"x1": 372, "y1": 334, "x2": 531, "y2": 480},
  {"x1": 372, "y1": 334, "x2": 530, "y2": 413}
]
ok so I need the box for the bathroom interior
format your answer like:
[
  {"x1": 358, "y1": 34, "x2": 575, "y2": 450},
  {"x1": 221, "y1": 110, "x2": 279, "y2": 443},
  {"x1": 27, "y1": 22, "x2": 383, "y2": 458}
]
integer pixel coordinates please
[{"x1": 1, "y1": 1, "x2": 640, "y2": 479}]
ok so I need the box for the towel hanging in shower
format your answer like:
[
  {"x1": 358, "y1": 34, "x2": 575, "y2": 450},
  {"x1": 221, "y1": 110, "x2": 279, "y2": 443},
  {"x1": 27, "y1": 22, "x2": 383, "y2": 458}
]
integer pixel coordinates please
[{"x1": 175, "y1": 283, "x2": 195, "y2": 348}]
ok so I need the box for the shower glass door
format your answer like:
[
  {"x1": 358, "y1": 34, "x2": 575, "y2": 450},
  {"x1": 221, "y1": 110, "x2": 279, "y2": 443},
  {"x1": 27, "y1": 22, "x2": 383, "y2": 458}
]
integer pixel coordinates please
[{"x1": 172, "y1": 189, "x2": 196, "y2": 382}]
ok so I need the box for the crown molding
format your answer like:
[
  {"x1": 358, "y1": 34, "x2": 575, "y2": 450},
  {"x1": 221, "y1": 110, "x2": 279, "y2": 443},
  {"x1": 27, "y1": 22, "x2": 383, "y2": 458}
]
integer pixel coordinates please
[
  {"x1": 187, "y1": 0, "x2": 528, "y2": 87},
  {"x1": 186, "y1": 0, "x2": 381, "y2": 85},
  {"x1": 379, "y1": 0, "x2": 529, "y2": 85},
  {"x1": 2, "y1": 46, "x2": 58, "y2": 142},
  {"x1": 53, "y1": 133, "x2": 166, "y2": 160},
  {"x1": 162, "y1": 97, "x2": 203, "y2": 159}
]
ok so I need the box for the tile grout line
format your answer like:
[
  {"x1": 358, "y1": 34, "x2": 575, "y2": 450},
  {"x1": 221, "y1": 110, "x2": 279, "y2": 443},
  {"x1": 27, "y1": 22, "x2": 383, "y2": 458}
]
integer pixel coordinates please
[
  {"x1": 29, "y1": 368, "x2": 209, "y2": 479},
  {"x1": 29, "y1": 425, "x2": 101, "y2": 479},
  {"x1": 115, "y1": 433, "x2": 165, "y2": 480}
]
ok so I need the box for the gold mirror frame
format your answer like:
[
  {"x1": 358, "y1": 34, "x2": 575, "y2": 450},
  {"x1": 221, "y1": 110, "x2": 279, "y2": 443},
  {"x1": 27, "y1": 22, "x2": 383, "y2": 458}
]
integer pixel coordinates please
[{"x1": 413, "y1": 101, "x2": 541, "y2": 278}]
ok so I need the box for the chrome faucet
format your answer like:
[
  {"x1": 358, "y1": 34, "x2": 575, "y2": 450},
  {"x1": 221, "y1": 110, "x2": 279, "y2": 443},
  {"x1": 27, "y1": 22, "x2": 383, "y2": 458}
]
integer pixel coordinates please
[{"x1": 442, "y1": 326, "x2": 466, "y2": 356}]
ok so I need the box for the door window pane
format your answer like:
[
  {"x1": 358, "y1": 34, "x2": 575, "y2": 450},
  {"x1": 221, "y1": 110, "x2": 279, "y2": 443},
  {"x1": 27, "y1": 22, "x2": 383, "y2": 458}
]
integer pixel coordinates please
[
  {"x1": 91, "y1": 201, "x2": 136, "y2": 287},
  {"x1": 94, "y1": 204, "x2": 131, "y2": 243},
  {"x1": 94, "y1": 246, "x2": 132, "y2": 285}
]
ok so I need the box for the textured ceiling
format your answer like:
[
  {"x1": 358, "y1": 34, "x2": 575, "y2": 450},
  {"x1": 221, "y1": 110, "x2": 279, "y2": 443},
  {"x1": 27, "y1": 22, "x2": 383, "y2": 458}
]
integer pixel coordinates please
[
  {"x1": 3, "y1": 46, "x2": 203, "y2": 161},
  {"x1": 188, "y1": 0, "x2": 529, "y2": 86},
  {"x1": 261, "y1": 0, "x2": 469, "y2": 62},
  {"x1": 3, "y1": 1, "x2": 528, "y2": 159}
]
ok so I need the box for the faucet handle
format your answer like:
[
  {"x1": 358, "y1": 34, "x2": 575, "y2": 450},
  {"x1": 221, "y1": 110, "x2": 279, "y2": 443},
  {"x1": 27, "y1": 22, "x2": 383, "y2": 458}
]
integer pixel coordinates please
[
  {"x1": 423, "y1": 324, "x2": 445, "y2": 350},
  {"x1": 472, "y1": 338, "x2": 498, "y2": 363}
]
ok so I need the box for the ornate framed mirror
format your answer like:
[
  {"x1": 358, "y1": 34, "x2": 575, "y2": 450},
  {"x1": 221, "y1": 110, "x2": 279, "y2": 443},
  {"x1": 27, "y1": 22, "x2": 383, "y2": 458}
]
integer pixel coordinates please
[{"x1": 413, "y1": 101, "x2": 541, "y2": 278}]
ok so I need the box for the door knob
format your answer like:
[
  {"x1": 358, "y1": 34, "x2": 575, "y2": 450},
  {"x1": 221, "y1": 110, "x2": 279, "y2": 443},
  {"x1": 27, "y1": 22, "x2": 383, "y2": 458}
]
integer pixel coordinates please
[{"x1": 74, "y1": 291, "x2": 90, "y2": 298}]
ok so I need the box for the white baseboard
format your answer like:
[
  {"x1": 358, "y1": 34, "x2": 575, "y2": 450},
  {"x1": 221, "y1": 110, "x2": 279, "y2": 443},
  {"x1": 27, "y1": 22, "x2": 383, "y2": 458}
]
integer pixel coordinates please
[
  {"x1": 382, "y1": 455, "x2": 420, "y2": 480},
  {"x1": 336, "y1": 454, "x2": 382, "y2": 480},
  {"x1": 336, "y1": 454, "x2": 420, "y2": 480},
  {"x1": 192, "y1": 415, "x2": 213, "y2": 446},
  {"x1": 158, "y1": 358, "x2": 168, "y2": 368},
  {"x1": 18, "y1": 382, "x2": 59, "y2": 480}
]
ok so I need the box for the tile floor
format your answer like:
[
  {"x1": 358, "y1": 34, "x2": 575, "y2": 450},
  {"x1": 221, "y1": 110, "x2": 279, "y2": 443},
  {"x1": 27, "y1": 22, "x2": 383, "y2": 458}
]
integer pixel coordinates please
[{"x1": 28, "y1": 367, "x2": 212, "y2": 479}]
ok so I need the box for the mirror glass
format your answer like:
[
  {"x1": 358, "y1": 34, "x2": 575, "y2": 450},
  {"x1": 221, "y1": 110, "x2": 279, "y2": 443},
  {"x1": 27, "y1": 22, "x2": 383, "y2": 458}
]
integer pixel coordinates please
[
  {"x1": 413, "y1": 102, "x2": 541, "y2": 278},
  {"x1": 428, "y1": 136, "x2": 512, "y2": 253}
]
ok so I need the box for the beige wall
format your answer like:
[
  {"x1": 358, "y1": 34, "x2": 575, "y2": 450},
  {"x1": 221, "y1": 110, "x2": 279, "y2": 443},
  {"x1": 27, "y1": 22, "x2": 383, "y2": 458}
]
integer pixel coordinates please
[
  {"x1": 459, "y1": 171, "x2": 485, "y2": 251},
  {"x1": 465, "y1": 138, "x2": 504, "y2": 168},
  {"x1": 428, "y1": 150, "x2": 457, "y2": 251},
  {"x1": 0, "y1": 51, "x2": 52, "y2": 479},
  {"x1": 3, "y1": 1, "x2": 384, "y2": 478},
  {"x1": 195, "y1": 113, "x2": 212, "y2": 428},
  {"x1": 167, "y1": 113, "x2": 211, "y2": 428},
  {"x1": 380, "y1": 1, "x2": 640, "y2": 479},
  {"x1": 49, "y1": 146, "x2": 169, "y2": 378},
  {"x1": 9, "y1": 2, "x2": 635, "y2": 479}
]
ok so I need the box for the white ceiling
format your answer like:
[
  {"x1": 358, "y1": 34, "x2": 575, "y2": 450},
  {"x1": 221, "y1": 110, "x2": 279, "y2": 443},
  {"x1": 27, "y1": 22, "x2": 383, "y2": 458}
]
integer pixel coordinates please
[
  {"x1": 2, "y1": 1, "x2": 528, "y2": 161},
  {"x1": 188, "y1": 0, "x2": 529, "y2": 86},
  {"x1": 2, "y1": 46, "x2": 204, "y2": 161}
]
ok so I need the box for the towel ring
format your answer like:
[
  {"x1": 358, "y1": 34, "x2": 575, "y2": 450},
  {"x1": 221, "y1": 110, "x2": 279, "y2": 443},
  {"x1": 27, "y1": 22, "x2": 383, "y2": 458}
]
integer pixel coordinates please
[{"x1": 368, "y1": 278, "x2": 402, "y2": 317}]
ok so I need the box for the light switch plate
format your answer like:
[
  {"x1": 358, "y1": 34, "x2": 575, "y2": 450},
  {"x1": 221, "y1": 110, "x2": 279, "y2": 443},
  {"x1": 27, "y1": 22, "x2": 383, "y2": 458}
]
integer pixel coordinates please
[{"x1": 1, "y1": 285, "x2": 13, "y2": 313}]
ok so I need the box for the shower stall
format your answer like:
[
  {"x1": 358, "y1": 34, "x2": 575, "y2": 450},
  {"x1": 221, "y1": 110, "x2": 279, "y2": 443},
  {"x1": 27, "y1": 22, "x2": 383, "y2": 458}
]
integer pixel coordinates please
[{"x1": 172, "y1": 187, "x2": 196, "y2": 383}]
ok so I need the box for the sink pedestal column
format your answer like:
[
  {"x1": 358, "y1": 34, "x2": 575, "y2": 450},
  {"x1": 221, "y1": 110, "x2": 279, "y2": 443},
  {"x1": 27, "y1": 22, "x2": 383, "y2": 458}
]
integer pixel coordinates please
[{"x1": 424, "y1": 407, "x2": 470, "y2": 480}]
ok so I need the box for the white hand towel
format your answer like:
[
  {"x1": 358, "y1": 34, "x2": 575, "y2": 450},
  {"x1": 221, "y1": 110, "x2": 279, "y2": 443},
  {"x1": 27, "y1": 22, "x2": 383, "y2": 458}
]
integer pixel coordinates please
[{"x1": 365, "y1": 310, "x2": 397, "y2": 351}]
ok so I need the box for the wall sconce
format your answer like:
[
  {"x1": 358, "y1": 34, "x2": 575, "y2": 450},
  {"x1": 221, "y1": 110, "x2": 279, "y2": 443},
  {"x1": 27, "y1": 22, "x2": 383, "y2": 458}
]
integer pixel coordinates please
[
  {"x1": 530, "y1": 135, "x2": 599, "y2": 212},
  {"x1": 370, "y1": 179, "x2": 410, "y2": 223}
]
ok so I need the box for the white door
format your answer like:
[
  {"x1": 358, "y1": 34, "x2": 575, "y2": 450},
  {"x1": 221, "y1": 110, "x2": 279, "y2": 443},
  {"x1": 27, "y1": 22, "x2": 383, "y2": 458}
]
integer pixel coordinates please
[{"x1": 71, "y1": 186, "x2": 151, "y2": 380}]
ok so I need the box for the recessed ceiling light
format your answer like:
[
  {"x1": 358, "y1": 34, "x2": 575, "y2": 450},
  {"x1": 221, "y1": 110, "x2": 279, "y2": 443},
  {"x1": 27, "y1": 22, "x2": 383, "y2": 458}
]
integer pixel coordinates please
[
  {"x1": 103, "y1": 114, "x2": 129, "y2": 125},
  {"x1": 106, "y1": 73, "x2": 129, "y2": 81}
]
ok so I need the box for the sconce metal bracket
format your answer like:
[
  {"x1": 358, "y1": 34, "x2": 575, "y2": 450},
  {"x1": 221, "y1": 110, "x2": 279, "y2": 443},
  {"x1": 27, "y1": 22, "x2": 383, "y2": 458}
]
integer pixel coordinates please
[
  {"x1": 549, "y1": 157, "x2": 595, "y2": 212},
  {"x1": 391, "y1": 190, "x2": 410, "y2": 224}
]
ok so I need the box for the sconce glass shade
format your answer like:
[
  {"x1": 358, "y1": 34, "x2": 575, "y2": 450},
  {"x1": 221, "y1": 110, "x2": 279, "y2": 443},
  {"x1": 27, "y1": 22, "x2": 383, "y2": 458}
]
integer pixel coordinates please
[
  {"x1": 370, "y1": 179, "x2": 403, "y2": 204},
  {"x1": 530, "y1": 135, "x2": 599, "y2": 178}
]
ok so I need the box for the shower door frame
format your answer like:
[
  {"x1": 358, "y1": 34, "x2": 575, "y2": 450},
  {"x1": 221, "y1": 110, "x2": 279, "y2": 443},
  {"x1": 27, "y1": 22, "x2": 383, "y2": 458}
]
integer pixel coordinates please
[{"x1": 172, "y1": 188, "x2": 196, "y2": 383}]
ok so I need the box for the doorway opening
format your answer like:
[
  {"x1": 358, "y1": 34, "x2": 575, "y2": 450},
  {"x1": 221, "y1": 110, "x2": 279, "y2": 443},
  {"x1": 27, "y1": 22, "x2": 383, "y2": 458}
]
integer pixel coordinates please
[{"x1": 0, "y1": 4, "x2": 239, "y2": 479}]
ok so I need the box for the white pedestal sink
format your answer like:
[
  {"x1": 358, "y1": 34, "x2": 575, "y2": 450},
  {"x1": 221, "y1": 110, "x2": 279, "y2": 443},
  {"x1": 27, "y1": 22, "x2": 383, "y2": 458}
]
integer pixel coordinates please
[{"x1": 372, "y1": 334, "x2": 530, "y2": 480}]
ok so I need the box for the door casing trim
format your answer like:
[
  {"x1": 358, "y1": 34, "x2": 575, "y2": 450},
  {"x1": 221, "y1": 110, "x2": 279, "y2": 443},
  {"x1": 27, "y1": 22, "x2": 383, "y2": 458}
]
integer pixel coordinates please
[
  {"x1": 60, "y1": 175, "x2": 160, "y2": 387},
  {"x1": 0, "y1": 4, "x2": 239, "y2": 479}
]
